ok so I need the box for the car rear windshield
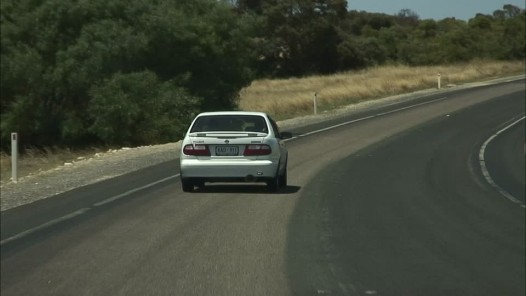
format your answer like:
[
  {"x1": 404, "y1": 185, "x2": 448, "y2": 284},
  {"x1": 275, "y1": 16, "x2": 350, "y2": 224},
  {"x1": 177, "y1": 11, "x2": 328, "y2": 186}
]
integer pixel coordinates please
[{"x1": 190, "y1": 115, "x2": 268, "y2": 133}]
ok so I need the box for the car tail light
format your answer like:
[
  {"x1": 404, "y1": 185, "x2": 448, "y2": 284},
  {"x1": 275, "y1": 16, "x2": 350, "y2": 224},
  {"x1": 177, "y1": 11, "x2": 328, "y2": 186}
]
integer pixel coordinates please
[
  {"x1": 243, "y1": 144, "x2": 272, "y2": 156},
  {"x1": 183, "y1": 144, "x2": 211, "y2": 156}
]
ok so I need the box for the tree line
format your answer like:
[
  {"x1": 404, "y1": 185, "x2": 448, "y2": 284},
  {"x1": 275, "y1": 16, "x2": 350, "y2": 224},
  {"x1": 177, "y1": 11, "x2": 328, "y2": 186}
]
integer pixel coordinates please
[{"x1": 1, "y1": 0, "x2": 524, "y2": 150}]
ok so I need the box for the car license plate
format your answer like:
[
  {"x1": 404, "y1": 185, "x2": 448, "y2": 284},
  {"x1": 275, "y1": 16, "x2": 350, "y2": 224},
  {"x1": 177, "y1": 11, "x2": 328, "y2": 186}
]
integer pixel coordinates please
[{"x1": 216, "y1": 146, "x2": 239, "y2": 156}]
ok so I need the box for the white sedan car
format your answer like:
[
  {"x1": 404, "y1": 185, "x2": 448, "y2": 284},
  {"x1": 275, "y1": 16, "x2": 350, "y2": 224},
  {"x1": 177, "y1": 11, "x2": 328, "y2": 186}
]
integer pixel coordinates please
[{"x1": 180, "y1": 111, "x2": 291, "y2": 192}]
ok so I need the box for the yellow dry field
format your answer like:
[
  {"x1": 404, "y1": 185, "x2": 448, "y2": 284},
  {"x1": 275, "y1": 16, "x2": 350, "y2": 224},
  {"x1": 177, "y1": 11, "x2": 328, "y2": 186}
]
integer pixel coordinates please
[{"x1": 239, "y1": 60, "x2": 525, "y2": 119}]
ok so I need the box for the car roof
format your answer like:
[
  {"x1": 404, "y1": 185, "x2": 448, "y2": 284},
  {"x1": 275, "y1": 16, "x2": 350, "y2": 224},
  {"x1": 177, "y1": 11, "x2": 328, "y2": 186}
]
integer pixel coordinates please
[{"x1": 196, "y1": 111, "x2": 268, "y2": 117}]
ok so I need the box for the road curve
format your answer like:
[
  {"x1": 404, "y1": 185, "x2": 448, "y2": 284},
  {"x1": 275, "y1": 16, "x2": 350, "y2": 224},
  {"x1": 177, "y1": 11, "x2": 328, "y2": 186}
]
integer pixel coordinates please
[
  {"x1": 288, "y1": 88, "x2": 525, "y2": 295},
  {"x1": 1, "y1": 80, "x2": 524, "y2": 295},
  {"x1": 482, "y1": 116, "x2": 525, "y2": 204}
]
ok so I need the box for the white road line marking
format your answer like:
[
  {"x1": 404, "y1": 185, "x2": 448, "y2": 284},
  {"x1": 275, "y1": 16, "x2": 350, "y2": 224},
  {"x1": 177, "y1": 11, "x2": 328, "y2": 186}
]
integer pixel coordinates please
[
  {"x1": 478, "y1": 116, "x2": 526, "y2": 208},
  {"x1": 0, "y1": 96, "x2": 453, "y2": 245},
  {"x1": 1, "y1": 174, "x2": 179, "y2": 245},
  {"x1": 284, "y1": 97, "x2": 448, "y2": 141},
  {"x1": 93, "y1": 175, "x2": 179, "y2": 207},
  {"x1": 0, "y1": 208, "x2": 90, "y2": 246}
]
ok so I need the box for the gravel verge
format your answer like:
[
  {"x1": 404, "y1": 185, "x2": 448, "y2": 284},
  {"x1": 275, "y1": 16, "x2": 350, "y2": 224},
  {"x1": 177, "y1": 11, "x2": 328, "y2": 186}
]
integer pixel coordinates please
[
  {"x1": 0, "y1": 143, "x2": 181, "y2": 211},
  {"x1": 1, "y1": 75, "x2": 523, "y2": 211}
]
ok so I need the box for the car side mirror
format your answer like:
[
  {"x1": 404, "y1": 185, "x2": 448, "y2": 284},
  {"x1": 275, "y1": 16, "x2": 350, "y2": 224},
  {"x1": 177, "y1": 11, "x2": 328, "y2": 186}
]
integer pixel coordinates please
[{"x1": 280, "y1": 132, "x2": 292, "y2": 139}]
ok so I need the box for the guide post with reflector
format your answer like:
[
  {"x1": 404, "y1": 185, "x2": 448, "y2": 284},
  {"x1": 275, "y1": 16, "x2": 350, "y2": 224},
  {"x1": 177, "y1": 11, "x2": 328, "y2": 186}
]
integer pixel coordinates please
[
  {"x1": 11, "y1": 132, "x2": 18, "y2": 183},
  {"x1": 313, "y1": 92, "x2": 318, "y2": 115}
]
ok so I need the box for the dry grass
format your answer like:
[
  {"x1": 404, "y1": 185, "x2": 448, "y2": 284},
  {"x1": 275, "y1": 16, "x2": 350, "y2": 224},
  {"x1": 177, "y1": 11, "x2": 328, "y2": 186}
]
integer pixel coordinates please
[
  {"x1": 1, "y1": 60, "x2": 524, "y2": 182},
  {"x1": 239, "y1": 60, "x2": 526, "y2": 119}
]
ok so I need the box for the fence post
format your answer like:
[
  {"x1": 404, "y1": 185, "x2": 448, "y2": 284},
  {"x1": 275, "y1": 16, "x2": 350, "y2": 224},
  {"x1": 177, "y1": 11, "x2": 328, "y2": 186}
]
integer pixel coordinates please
[
  {"x1": 437, "y1": 73, "x2": 441, "y2": 89},
  {"x1": 313, "y1": 92, "x2": 318, "y2": 115},
  {"x1": 11, "y1": 132, "x2": 18, "y2": 183}
]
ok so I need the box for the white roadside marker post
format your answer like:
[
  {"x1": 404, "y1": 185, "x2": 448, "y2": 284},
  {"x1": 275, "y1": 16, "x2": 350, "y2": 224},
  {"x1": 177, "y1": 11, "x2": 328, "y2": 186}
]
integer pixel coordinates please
[
  {"x1": 313, "y1": 92, "x2": 318, "y2": 115},
  {"x1": 437, "y1": 72, "x2": 441, "y2": 89},
  {"x1": 11, "y1": 132, "x2": 18, "y2": 183}
]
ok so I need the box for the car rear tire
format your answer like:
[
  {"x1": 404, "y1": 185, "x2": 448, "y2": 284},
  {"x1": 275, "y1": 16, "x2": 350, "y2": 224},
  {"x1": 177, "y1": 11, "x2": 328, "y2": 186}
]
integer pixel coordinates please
[
  {"x1": 266, "y1": 176, "x2": 279, "y2": 192},
  {"x1": 181, "y1": 178, "x2": 194, "y2": 192},
  {"x1": 266, "y1": 163, "x2": 282, "y2": 192},
  {"x1": 279, "y1": 166, "x2": 287, "y2": 188}
]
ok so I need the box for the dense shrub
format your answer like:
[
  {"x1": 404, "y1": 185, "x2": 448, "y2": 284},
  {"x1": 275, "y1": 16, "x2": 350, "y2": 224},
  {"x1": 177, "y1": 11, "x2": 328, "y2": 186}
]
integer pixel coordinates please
[
  {"x1": 1, "y1": 0, "x2": 524, "y2": 149},
  {"x1": 88, "y1": 71, "x2": 200, "y2": 145},
  {"x1": 1, "y1": 0, "x2": 254, "y2": 149}
]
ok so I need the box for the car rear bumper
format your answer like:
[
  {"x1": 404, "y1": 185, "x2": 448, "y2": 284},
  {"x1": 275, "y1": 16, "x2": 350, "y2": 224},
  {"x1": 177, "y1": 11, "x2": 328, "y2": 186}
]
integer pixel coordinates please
[{"x1": 180, "y1": 158, "x2": 278, "y2": 179}]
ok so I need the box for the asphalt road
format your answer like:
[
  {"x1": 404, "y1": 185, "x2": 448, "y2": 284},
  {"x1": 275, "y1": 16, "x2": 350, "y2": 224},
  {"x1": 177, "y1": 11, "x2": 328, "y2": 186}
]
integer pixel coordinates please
[
  {"x1": 289, "y1": 88, "x2": 525, "y2": 295},
  {"x1": 1, "y1": 80, "x2": 525, "y2": 295}
]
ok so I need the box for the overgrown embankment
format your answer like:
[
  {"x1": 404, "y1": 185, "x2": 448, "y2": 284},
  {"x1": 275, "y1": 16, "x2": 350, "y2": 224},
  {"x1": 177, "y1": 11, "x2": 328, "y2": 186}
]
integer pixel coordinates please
[
  {"x1": 2, "y1": 60, "x2": 524, "y2": 183},
  {"x1": 240, "y1": 60, "x2": 525, "y2": 120}
]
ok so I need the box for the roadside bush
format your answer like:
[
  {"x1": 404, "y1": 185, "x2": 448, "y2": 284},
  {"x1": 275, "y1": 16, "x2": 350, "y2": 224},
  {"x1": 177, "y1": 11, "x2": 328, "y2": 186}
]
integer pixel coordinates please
[
  {"x1": 88, "y1": 71, "x2": 200, "y2": 146},
  {"x1": 0, "y1": 0, "x2": 254, "y2": 150}
]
